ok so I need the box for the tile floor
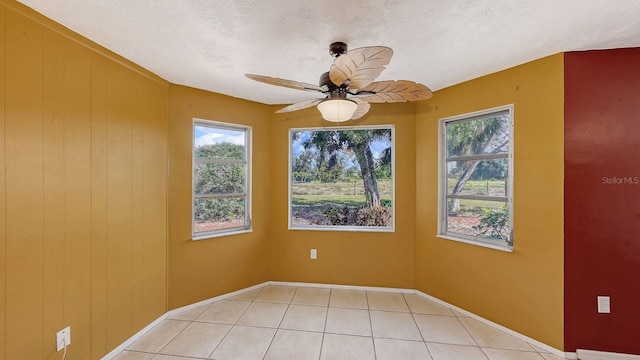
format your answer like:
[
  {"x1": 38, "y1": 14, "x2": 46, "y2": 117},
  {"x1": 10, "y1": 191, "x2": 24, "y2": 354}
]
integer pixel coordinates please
[{"x1": 113, "y1": 285, "x2": 564, "y2": 360}]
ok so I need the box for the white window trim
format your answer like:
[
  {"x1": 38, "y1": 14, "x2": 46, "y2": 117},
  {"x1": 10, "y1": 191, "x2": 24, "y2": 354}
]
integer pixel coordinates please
[
  {"x1": 192, "y1": 118, "x2": 252, "y2": 240},
  {"x1": 288, "y1": 125, "x2": 396, "y2": 232},
  {"x1": 437, "y1": 105, "x2": 514, "y2": 251}
]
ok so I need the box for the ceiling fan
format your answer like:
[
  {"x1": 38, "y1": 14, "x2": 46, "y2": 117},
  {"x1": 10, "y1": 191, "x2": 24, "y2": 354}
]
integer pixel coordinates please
[{"x1": 246, "y1": 42, "x2": 433, "y2": 122}]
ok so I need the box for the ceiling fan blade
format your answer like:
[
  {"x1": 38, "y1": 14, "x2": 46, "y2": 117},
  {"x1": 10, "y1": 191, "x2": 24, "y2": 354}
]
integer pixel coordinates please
[
  {"x1": 329, "y1": 46, "x2": 393, "y2": 90},
  {"x1": 357, "y1": 80, "x2": 433, "y2": 103},
  {"x1": 245, "y1": 74, "x2": 324, "y2": 92},
  {"x1": 275, "y1": 98, "x2": 324, "y2": 113},
  {"x1": 350, "y1": 98, "x2": 371, "y2": 120}
]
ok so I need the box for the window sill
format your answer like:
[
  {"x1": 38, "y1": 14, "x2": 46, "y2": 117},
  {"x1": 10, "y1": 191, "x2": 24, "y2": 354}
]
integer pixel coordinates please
[
  {"x1": 192, "y1": 228, "x2": 252, "y2": 241},
  {"x1": 436, "y1": 234, "x2": 513, "y2": 253},
  {"x1": 289, "y1": 225, "x2": 394, "y2": 232}
]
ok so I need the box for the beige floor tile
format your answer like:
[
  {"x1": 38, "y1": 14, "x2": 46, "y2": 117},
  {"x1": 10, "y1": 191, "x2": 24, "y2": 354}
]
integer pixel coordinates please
[
  {"x1": 482, "y1": 348, "x2": 545, "y2": 360},
  {"x1": 291, "y1": 287, "x2": 331, "y2": 306},
  {"x1": 236, "y1": 301, "x2": 288, "y2": 328},
  {"x1": 404, "y1": 294, "x2": 455, "y2": 316},
  {"x1": 414, "y1": 314, "x2": 476, "y2": 346},
  {"x1": 367, "y1": 291, "x2": 410, "y2": 312},
  {"x1": 374, "y1": 338, "x2": 432, "y2": 360},
  {"x1": 320, "y1": 334, "x2": 375, "y2": 360},
  {"x1": 325, "y1": 307, "x2": 372, "y2": 336},
  {"x1": 263, "y1": 329, "x2": 323, "y2": 360},
  {"x1": 531, "y1": 344, "x2": 560, "y2": 355},
  {"x1": 159, "y1": 322, "x2": 230, "y2": 358},
  {"x1": 329, "y1": 289, "x2": 368, "y2": 309},
  {"x1": 539, "y1": 353, "x2": 564, "y2": 360},
  {"x1": 152, "y1": 355, "x2": 195, "y2": 360},
  {"x1": 113, "y1": 351, "x2": 155, "y2": 360},
  {"x1": 370, "y1": 311, "x2": 422, "y2": 341},
  {"x1": 115, "y1": 286, "x2": 564, "y2": 360},
  {"x1": 127, "y1": 320, "x2": 189, "y2": 353},
  {"x1": 254, "y1": 285, "x2": 296, "y2": 303},
  {"x1": 280, "y1": 304, "x2": 327, "y2": 332},
  {"x1": 427, "y1": 343, "x2": 488, "y2": 360},
  {"x1": 453, "y1": 309, "x2": 470, "y2": 317},
  {"x1": 460, "y1": 317, "x2": 535, "y2": 351},
  {"x1": 209, "y1": 326, "x2": 276, "y2": 360},
  {"x1": 196, "y1": 300, "x2": 251, "y2": 324},
  {"x1": 227, "y1": 287, "x2": 263, "y2": 301},
  {"x1": 531, "y1": 344, "x2": 549, "y2": 353},
  {"x1": 167, "y1": 304, "x2": 210, "y2": 321}
]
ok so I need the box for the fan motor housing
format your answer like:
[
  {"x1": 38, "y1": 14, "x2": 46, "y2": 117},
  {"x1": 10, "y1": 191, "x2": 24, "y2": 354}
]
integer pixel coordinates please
[
  {"x1": 329, "y1": 42, "x2": 348, "y2": 57},
  {"x1": 319, "y1": 71, "x2": 333, "y2": 87},
  {"x1": 319, "y1": 71, "x2": 350, "y2": 92}
]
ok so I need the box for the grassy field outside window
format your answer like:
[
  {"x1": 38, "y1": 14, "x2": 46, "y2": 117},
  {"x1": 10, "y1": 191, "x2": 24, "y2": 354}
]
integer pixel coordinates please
[{"x1": 289, "y1": 126, "x2": 394, "y2": 231}]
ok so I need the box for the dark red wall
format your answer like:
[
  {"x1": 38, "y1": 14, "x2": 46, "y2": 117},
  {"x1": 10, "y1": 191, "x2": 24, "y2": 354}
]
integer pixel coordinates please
[{"x1": 565, "y1": 48, "x2": 640, "y2": 354}]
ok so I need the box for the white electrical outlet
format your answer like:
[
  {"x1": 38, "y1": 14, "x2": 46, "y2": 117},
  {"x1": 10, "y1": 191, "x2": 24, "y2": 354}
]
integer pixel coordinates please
[
  {"x1": 597, "y1": 296, "x2": 610, "y2": 314},
  {"x1": 56, "y1": 326, "x2": 71, "y2": 351},
  {"x1": 310, "y1": 249, "x2": 317, "y2": 259}
]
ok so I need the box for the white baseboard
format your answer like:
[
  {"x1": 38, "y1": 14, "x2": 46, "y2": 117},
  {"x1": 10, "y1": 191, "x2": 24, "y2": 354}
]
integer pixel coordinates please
[
  {"x1": 101, "y1": 282, "x2": 269, "y2": 360},
  {"x1": 165, "y1": 282, "x2": 269, "y2": 318},
  {"x1": 268, "y1": 280, "x2": 414, "y2": 294},
  {"x1": 413, "y1": 290, "x2": 577, "y2": 359},
  {"x1": 100, "y1": 314, "x2": 167, "y2": 360},
  {"x1": 577, "y1": 349, "x2": 640, "y2": 360},
  {"x1": 103, "y1": 280, "x2": 582, "y2": 360}
]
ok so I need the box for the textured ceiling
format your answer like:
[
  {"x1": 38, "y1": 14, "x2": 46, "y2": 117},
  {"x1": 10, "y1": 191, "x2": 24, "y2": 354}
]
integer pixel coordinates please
[{"x1": 16, "y1": 0, "x2": 640, "y2": 105}]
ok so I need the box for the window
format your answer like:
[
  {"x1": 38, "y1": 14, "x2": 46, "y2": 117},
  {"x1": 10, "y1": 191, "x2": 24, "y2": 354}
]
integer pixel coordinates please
[
  {"x1": 193, "y1": 119, "x2": 251, "y2": 239},
  {"x1": 289, "y1": 126, "x2": 394, "y2": 231},
  {"x1": 438, "y1": 106, "x2": 513, "y2": 249}
]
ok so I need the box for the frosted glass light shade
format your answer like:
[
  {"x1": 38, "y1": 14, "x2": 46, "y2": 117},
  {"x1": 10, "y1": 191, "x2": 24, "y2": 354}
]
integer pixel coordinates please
[{"x1": 317, "y1": 99, "x2": 358, "y2": 122}]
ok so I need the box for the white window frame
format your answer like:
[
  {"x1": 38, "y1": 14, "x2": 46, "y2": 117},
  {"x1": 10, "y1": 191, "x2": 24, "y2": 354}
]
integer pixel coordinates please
[
  {"x1": 437, "y1": 105, "x2": 514, "y2": 251},
  {"x1": 192, "y1": 119, "x2": 252, "y2": 240},
  {"x1": 288, "y1": 125, "x2": 395, "y2": 232}
]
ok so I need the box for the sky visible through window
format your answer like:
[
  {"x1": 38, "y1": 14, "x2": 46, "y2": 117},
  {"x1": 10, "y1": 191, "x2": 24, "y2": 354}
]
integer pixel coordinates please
[
  {"x1": 291, "y1": 131, "x2": 391, "y2": 172},
  {"x1": 195, "y1": 126, "x2": 245, "y2": 148}
]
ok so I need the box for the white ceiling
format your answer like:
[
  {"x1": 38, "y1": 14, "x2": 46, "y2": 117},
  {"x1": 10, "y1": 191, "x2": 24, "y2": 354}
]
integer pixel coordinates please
[{"x1": 16, "y1": 0, "x2": 640, "y2": 105}]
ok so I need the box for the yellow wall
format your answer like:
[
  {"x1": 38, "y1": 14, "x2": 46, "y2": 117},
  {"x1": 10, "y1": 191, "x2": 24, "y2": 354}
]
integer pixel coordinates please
[
  {"x1": 0, "y1": 1, "x2": 169, "y2": 359},
  {"x1": 2, "y1": 0, "x2": 568, "y2": 356},
  {"x1": 415, "y1": 54, "x2": 565, "y2": 348},
  {"x1": 268, "y1": 103, "x2": 416, "y2": 288},
  {"x1": 167, "y1": 85, "x2": 271, "y2": 309}
]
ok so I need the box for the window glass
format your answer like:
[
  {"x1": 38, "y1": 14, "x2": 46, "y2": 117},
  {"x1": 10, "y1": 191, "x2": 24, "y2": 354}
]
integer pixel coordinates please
[
  {"x1": 289, "y1": 126, "x2": 394, "y2": 231},
  {"x1": 446, "y1": 114, "x2": 510, "y2": 158},
  {"x1": 446, "y1": 159, "x2": 509, "y2": 197},
  {"x1": 194, "y1": 163, "x2": 246, "y2": 195},
  {"x1": 439, "y1": 107, "x2": 513, "y2": 248},
  {"x1": 193, "y1": 120, "x2": 251, "y2": 239}
]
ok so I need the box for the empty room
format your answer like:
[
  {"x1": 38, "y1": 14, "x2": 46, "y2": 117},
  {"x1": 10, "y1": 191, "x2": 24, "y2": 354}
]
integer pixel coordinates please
[{"x1": 1, "y1": 0, "x2": 639, "y2": 359}]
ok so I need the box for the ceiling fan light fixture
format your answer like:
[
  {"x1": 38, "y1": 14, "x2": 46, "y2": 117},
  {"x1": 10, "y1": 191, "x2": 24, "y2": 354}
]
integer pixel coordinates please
[
  {"x1": 317, "y1": 99, "x2": 358, "y2": 122},
  {"x1": 246, "y1": 43, "x2": 432, "y2": 120}
]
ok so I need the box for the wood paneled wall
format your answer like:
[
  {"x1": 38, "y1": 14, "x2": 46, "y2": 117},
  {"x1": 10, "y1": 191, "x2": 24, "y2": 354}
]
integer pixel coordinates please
[{"x1": 0, "y1": 2, "x2": 169, "y2": 359}]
